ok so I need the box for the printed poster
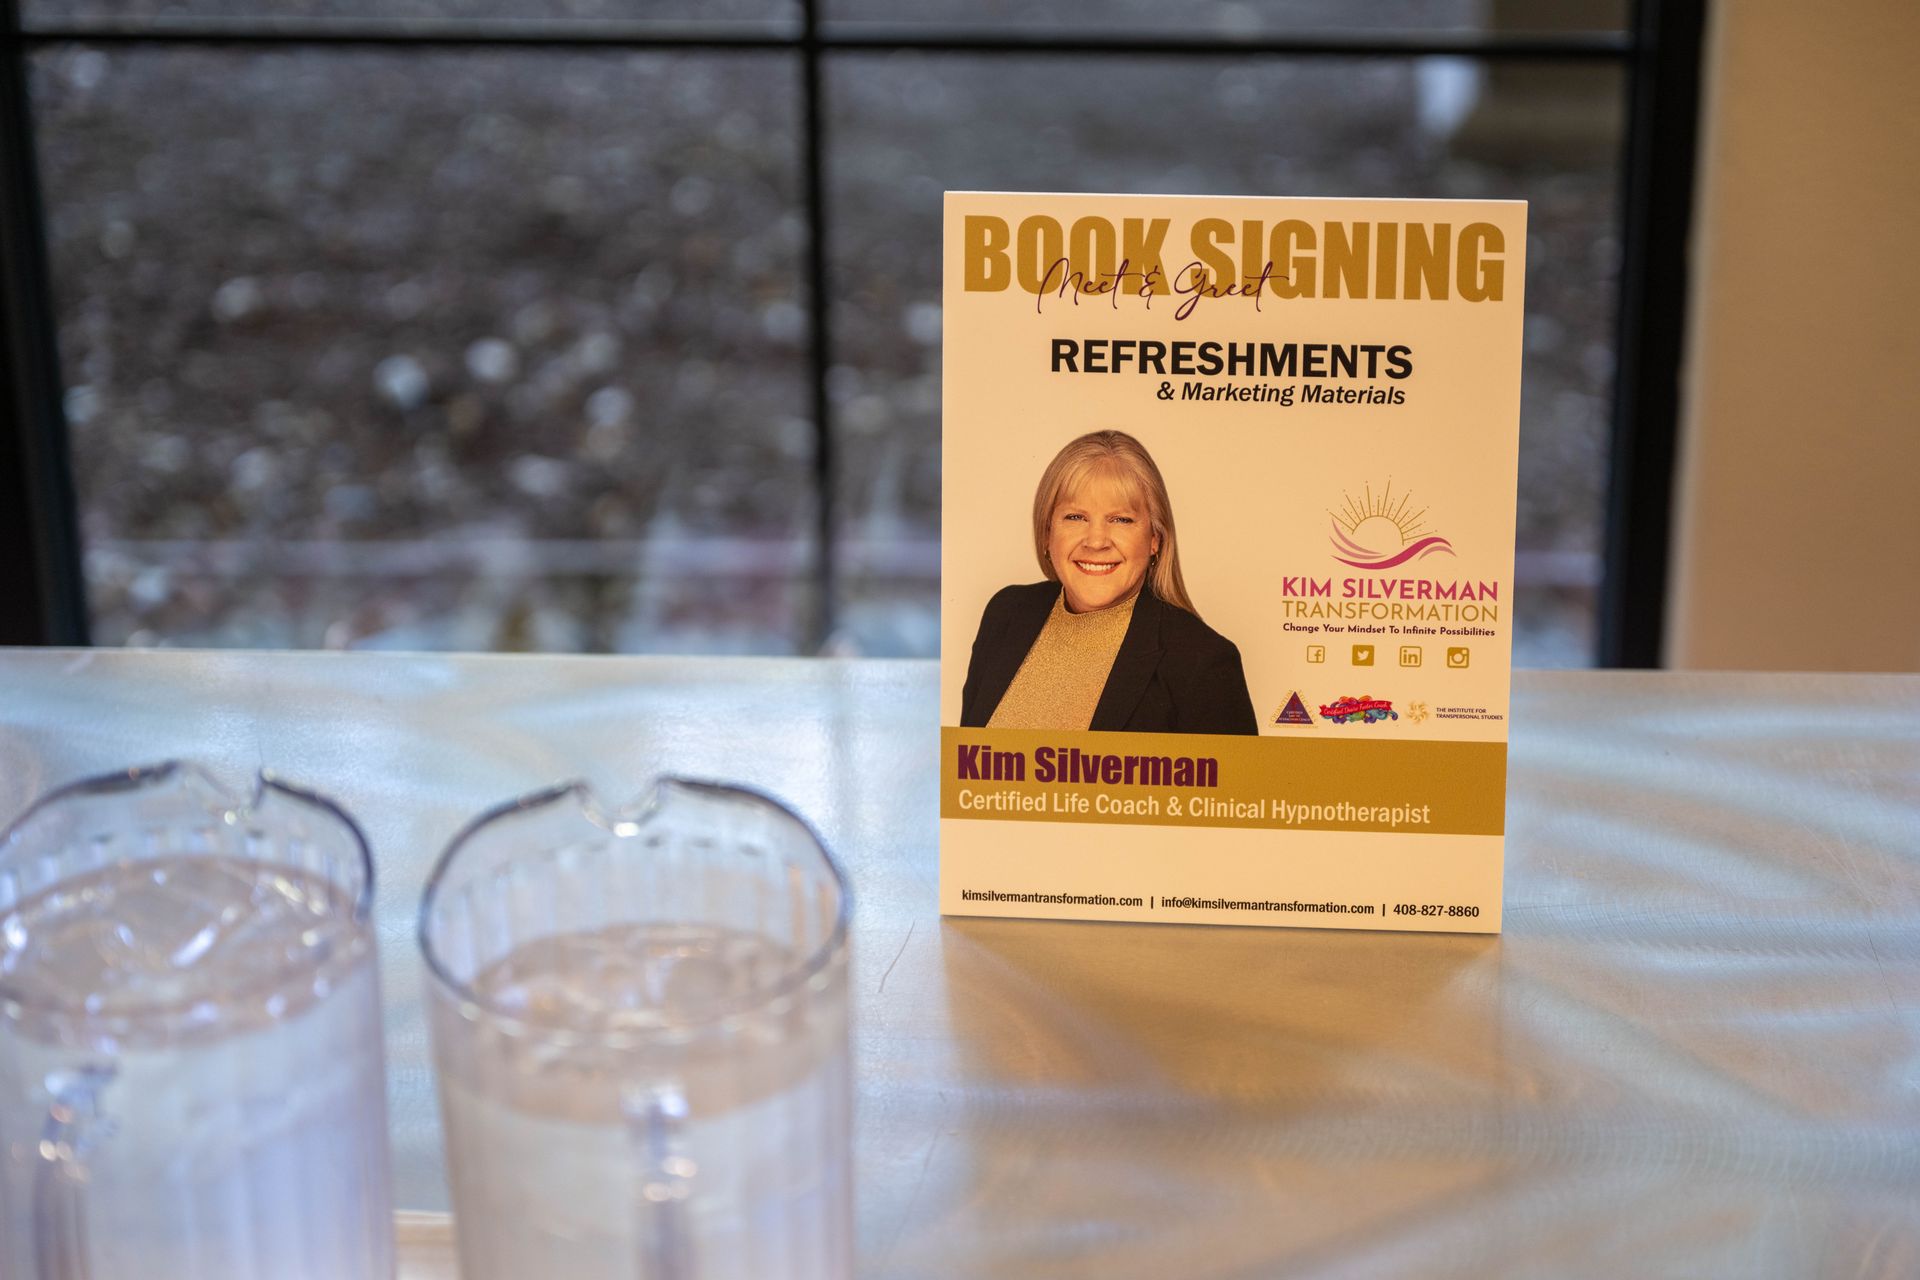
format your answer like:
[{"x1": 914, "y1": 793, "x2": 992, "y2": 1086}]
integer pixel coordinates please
[{"x1": 939, "y1": 192, "x2": 1523, "y2": 933}]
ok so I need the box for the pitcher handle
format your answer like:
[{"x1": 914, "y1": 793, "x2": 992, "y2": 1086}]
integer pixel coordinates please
[
  {"x1": 627, "y1": 1082, "x2": 697, "y2": 1280},
  {"x1": 32, "y1": 1065, "x2": 114, "y2": 1280}
]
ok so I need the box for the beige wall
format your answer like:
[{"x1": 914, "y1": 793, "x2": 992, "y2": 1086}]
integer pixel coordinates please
[{"x1": 1667, "y1": 0, "x2": 1920, "y2": 671}]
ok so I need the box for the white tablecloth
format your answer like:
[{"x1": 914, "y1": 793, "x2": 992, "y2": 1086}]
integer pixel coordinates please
[{"x1": 3, "y1": 652, "x2": 1915, "y2": 1278}]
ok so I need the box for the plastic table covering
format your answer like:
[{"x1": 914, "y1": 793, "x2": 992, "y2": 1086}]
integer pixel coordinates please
[{"x1": 2, "y1": 651, "x2": 1916, "y2": 1279}]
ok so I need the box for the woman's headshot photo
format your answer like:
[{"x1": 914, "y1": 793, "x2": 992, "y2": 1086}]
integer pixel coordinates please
[{"x1": 959, "y1": 429, "x2": 1258, "y2": 735}]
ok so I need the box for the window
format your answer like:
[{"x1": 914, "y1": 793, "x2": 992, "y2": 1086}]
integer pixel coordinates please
[{"x1": 0, "y1": 2, "x2": 1701, "y2": 666}]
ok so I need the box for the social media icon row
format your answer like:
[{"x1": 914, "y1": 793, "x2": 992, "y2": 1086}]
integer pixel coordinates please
[{"x1": 1307, "y1": 644, "x2": 1470, "y2": 669}]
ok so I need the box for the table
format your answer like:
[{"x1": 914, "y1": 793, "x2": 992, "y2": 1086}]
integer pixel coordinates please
[{"x1": 2, "y1": 652, "x2": 1916, "y2": 1278}]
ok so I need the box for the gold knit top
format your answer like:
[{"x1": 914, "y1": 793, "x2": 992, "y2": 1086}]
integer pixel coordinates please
[{"x1": 987, "y1": 590, "x2": 1138, "y2": 731}]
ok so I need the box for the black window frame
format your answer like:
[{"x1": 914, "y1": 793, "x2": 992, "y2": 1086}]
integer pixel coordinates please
[{"x1": 0, "y1": 0, "x2": 1705, "y2": 663}]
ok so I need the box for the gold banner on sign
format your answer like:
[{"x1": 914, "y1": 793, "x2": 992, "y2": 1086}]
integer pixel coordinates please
[{"x1": 940, "y1": 727, "x2": 1507, "y2": 836}]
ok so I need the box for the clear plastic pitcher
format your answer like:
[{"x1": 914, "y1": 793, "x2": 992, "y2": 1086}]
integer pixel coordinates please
[
  {"x1": 0, "y1": 762, "x2": 396, "y2": 1280},
  {"x1": 419, "y1": 778, "x2": 852, "y2": 1280}
]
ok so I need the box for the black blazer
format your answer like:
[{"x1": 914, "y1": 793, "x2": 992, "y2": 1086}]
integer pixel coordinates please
[{"x1": 960, "y1": 581, "x2": 1259, "y2": 735}]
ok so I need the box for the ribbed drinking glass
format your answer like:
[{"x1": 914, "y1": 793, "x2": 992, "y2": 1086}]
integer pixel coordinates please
[
  {"x1": 0, "y1": 762, "x2": 395, "y2": 1280},
  {"x1": 419, "y1": 778, "x2": 851, "y2": 1280}
]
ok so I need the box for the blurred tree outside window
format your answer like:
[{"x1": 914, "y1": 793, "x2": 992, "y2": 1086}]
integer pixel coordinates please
[{"x1": 21, "y1": 1, "x2": 1627, "y2": 665}]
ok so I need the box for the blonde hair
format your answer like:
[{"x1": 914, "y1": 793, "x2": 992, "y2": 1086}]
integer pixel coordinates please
[{"x1": 1031, "y1": 430, "x2": 1198, "y2": 617}]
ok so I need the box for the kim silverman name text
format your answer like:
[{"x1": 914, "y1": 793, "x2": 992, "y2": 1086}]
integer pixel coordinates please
[{"x1": 956, "y1": 744, "x2": 1220, "y2": 788}]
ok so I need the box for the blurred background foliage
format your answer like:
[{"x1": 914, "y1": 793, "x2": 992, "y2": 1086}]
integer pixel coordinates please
[{"x1": 24, "y1": 0, "x2": 1626, "y2": 663}]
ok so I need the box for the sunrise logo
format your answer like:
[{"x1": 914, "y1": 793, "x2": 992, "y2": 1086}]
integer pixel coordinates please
[{"x1": 1329, "y1": 481, "x2": 1456, "y2": 570}]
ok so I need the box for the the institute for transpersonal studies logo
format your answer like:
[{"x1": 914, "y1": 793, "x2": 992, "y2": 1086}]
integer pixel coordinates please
[
  {"x1": 1319, "y1": 695, "x2": 1398, "y2": 725},
  {"x1": 1329, "y1": 481, "x2": 1456, "y2": 570}
]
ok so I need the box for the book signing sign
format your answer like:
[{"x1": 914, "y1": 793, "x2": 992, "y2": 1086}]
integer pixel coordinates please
[{"x1": 939, "y1": 192, "x2": 1524, "y2": 933}]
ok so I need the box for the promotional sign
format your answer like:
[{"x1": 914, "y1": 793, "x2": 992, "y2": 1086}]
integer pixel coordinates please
[{"x1": 939, "y1": 192, "x2": 1523, "y2": 933}]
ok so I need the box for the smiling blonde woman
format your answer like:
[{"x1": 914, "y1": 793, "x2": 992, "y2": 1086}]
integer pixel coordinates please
[{"x1": 960, "y1": 430, "x2": 1258, "y2": 735}]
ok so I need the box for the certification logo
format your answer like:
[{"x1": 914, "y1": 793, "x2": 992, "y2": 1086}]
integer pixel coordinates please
[
  {"x1": 1272, "y1": 691, "x2": 1316, "y2": 726},
  {"x1": 1318, "y1": 695, "x2": 1399, "y2": 725},
  {"x1": 1330, "y1": 481, "x2": 1455, "y2": 570}
]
